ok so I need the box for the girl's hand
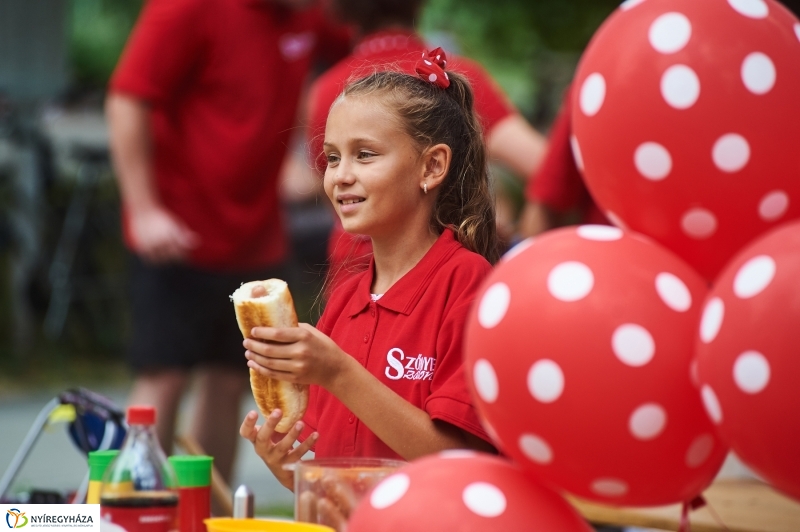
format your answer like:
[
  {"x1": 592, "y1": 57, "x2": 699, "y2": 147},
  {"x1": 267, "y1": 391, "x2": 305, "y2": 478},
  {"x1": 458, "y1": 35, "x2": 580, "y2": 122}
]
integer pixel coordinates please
[
  {"x1": 243, "y1": 323, "x2": 352, "y2": 390},
  {"x1": 239, "y1": 409, "x2": 318, "y2": 492}
]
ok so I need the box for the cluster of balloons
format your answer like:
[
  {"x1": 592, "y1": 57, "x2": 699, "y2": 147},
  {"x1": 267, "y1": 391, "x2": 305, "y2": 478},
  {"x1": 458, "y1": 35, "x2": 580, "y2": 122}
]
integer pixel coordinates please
[{"x1": 346, "y1": 1, "x2": 800, "y2": 530}]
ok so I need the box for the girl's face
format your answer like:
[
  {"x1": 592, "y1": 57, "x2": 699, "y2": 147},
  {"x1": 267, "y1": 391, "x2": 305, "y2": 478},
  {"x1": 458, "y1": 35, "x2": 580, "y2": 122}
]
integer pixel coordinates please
[{"x1": 323, "y1": 95, "x2": 428, "y2": 239}]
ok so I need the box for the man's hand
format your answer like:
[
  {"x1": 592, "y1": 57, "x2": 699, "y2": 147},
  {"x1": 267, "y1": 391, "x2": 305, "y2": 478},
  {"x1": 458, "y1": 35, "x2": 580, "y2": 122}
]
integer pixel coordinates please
[{"x1": 129, "y1": 206, "x2": 199, "y2": 264}]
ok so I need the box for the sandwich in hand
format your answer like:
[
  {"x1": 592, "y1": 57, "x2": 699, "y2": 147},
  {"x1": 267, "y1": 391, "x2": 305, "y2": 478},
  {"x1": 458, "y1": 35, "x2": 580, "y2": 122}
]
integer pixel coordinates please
[{"x1": 232, "y1": 279, "x2": 308, "y2": 433}]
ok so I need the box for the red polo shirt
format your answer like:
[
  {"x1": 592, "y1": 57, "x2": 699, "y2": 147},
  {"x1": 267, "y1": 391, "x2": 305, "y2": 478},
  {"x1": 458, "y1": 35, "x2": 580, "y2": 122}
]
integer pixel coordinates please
[
  {"x1": 110, "y1": 0, "x2": 350, "y2": 271},
  {"x1": 304, "y1": 229, "x2": 492, "y2": 459},
  {"x1": 306, "y1": 30, "x2": 515, "y2": 287}
]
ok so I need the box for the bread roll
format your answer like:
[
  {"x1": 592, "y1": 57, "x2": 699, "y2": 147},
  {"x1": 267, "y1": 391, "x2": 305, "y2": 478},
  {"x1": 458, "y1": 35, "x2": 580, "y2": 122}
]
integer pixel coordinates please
[{"x1": 232, "y1": 279, "x2": 308, "y2": 433}]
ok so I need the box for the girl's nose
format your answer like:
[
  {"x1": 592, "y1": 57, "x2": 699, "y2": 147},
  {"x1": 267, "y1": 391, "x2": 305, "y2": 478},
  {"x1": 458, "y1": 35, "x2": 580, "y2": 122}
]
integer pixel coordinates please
[{"x1": 333, "y1": 159, "x2": 356, "y2": 186}]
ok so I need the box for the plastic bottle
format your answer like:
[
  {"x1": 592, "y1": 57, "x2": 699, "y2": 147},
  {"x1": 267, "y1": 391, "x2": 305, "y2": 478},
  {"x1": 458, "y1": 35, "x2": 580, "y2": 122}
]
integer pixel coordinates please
[
  {"x1": 87, "y1": 450, "x2": 119, "y2": 504},
  {"x1": 168, "y1": 455, "x2": 212, "y2": 532},
  {"x1": 100, "y1": 406, "x2": 178, "y2": 532}
]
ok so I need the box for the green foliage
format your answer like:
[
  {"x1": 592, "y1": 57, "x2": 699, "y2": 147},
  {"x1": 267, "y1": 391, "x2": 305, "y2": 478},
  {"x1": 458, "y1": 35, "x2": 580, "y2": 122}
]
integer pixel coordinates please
[
  {"x1": 69, "y1": 0, "x2": 143, "y2": 86},
  {"x1": 419, "y1": 0, "x2": 619, "y2": 116}
]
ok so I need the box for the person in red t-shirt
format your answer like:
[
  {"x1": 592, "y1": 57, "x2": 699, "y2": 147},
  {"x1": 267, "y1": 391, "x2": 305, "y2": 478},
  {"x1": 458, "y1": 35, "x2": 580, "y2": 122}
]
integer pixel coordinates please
[
  {"x1": 307, "y1": 0, "x2": 548, "y2": 291},
  {"x1": 105, "y1": 0, "x2": 350, "y2": 485},
  {"x1": 240, "y1": 62, "x2": 498, "y2": 497},
  {"x1": 518, "y1": 84, "x2": 610, "y2": 238}
]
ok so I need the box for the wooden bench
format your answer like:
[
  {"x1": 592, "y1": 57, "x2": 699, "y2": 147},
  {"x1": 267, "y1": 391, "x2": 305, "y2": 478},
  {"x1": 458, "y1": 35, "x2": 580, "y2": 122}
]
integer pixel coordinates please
[{"x1": 569, "y1": 479, "x2": 800, "y2": 532}]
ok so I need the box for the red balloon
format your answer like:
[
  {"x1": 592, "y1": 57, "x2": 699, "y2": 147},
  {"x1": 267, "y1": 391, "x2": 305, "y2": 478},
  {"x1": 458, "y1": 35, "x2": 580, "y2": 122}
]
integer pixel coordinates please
[
  {"x1": 347, "y1": 452, "x2": 593, "y2": 532},
  {"x1": 464, "y1": 226, "x2": 727, "y2": 506},
  {"x1": 571, "y1": 0, "x2": 800, "y2": 280},
  {"x1": 695, "y1": 220, "x2": 800, "y2": 502}
]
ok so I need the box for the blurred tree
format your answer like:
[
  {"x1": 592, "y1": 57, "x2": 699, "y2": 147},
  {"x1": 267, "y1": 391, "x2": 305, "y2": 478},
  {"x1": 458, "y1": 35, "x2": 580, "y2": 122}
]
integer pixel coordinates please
[
  {"x1": 69, "y1": 0, "x2": 143, "y2": 87},
  {"x1": 420, "y1": 0, "x2": 619, "y2": 121}
]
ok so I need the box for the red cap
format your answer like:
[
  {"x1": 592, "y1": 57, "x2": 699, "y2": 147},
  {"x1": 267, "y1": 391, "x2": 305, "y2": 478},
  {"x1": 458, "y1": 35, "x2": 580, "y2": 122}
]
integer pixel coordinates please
[{"x1": 127, "y1": 405, "x2": 156, "y2": 425}]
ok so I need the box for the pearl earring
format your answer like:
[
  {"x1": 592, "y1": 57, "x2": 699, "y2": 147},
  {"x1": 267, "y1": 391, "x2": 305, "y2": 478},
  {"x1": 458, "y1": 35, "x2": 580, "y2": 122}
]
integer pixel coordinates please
[{"x1": 423, "y1": 183, "x2": 428, "y2": 194}]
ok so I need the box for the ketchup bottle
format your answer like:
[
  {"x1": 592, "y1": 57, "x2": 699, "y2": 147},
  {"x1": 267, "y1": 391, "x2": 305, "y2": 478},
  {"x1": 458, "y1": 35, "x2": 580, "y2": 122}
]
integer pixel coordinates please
[{"x1": 100, "y1": 406, "x2": 178, "y2": 532}]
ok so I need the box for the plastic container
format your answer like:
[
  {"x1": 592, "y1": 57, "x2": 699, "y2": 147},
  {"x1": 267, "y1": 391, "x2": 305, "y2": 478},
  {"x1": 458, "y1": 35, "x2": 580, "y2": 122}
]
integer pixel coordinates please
[
  {"x1": 87, "y1": 450, "x2": 119, "y2": 504},
  {"x1": 287, "y1": 458, "x2": 405, "y2": 527},
  {"x1": 100, "y1": 405, "x2": 179, "y2": 532},
  {"x1": 168, "y1": 455, "x2": 212, "y2": 532},
  {"x1": 204, "y1": 518, "x2": 334, "y2": 532}
]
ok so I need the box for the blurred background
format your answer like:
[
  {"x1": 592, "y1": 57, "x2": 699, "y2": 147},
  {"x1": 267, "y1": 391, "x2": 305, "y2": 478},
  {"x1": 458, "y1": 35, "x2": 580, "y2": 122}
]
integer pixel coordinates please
[
  {"x1": 0, "y1": 0, "x2": 618, "y2": 514},
  {"x1": 0, "y1": 0, "x2": 620, "y2": 395}
]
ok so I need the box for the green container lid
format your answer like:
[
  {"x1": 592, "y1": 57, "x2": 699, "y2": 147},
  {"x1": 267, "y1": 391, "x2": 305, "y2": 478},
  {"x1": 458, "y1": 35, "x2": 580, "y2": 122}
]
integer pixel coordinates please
[
  {"x1": 168, "y1": 455, "x2": 213, "y2": 488},
  {"x1": 88, "y1": 450, "x2": 119, "y2": 481}
]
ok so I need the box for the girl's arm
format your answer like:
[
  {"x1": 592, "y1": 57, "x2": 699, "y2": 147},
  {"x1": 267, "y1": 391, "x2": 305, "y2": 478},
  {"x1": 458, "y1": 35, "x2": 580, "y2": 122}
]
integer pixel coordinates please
[{"x1": 244, "y1": 324, "x2": 493, "y2": 461}]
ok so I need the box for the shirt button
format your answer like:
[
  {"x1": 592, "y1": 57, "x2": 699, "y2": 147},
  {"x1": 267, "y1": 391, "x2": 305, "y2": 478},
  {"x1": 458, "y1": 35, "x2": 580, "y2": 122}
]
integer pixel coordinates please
[
  {"x1": 363, "y1": 333, "x2": 370, "y2": 343},
  {"x1": 370, "y1": 308, "x2": 375, "y2": 317},
  {"x1": 348, "y1": 415, "x2": 355, "y2": 424}
]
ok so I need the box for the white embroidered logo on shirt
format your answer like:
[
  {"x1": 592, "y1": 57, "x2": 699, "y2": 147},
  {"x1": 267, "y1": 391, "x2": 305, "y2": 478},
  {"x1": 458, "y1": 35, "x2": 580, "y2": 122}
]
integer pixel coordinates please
[
  {"x1": 385, "y1": 347, "x2": 436, "y2": 381},
  {"x1": 279, "y1": 32, "x2": 315, "y2": 61}
]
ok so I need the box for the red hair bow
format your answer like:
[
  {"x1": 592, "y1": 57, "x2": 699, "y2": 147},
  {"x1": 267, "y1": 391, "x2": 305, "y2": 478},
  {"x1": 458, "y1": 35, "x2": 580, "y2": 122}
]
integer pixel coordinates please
[{"x1": 415, "y1": 47, "x2": 450, "y2": 89}]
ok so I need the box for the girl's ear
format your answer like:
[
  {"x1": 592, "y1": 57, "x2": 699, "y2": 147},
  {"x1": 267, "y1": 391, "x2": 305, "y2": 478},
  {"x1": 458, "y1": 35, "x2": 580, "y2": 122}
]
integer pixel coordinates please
[{"x1": 421, "y1": 143, "x2": 452, "y2": 193}]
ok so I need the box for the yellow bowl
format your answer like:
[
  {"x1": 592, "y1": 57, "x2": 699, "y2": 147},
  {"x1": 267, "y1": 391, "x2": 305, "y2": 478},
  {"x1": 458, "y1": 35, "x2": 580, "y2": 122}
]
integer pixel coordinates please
[{"x1": 204, "y1": 518, "x2": 334, "y2": 532}]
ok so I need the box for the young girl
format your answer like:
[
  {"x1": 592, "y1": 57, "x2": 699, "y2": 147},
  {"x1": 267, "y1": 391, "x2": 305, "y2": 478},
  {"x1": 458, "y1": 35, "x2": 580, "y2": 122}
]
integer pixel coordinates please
[
  {"x1": 239, "y1": 51, "x2": 498, "y2": 492},
  {"x1": 309, "y1": 0, "x2": 547, "y2": 292}
]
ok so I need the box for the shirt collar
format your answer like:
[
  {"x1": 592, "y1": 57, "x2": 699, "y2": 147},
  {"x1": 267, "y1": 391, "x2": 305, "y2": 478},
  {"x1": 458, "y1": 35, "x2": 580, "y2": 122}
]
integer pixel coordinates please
[{"x1": 344, "y1": 229, "x2": 461, "y2": 317}]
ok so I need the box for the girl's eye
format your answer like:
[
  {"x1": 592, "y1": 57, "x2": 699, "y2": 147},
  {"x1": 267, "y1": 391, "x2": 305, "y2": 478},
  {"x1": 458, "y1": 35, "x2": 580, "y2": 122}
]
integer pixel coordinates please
[
  {"x1": 357, "y1": 150, "x2": 376, "y2": 160},
  {"x1": 326, "y1": 153, "x2": 340, "y2": 166}
]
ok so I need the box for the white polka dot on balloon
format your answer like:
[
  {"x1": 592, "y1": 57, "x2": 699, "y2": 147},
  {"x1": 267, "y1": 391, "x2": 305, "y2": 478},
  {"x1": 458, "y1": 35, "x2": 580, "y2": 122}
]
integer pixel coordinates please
[
  {"x1": 606, "y1": 211, "x2": 627, "y2": 229},
  {"x1": 591, "y1": 478, "x2": 629, "y2": 497},
  {"x1": 462, "y1": 482, "x2": 506, "y2": 517},
  {"x1": 527, "y1": 359, "x2": 565, "y2": 403},
  {"x1": 577, "y1": 225, "x2": 623, "y2": 241},
  {"x1": 570, "y1": 135, "x2": 585, "y2": 171},
  {"x1": 655, "y1": 272, "x2": 692, "y2": 312},
  {"x1": 686, "y1": 434, "x2": 715, "y2": 468},
  {"x1": 478, "y1": 283, "x2": 510, "y2": 328},
  {"x1": 681, "y1": 208, "x2": 718, "y2": 239},
  {"x1": 519, "y1": 433, "x2": 553, "y2": 464},
  {"x1": 580, "y1": 73, "x2": 606, "y2": 116},
  {"x1": 473, "y1": 359, "x2": 499, "y2": 403},
  {"x1": 620, "y1": 0, "x2": 647, "y2": 10},
  {"x1": 727, "y1": 0, "x2": 769, "y2": 18},
  {"x1": 713, "y1": 133, "x2": 750, "y2": 173},
  {"x1": 649, "y1": 12, "x2": 692, "y2": 54},
  {"x1": 629, "y1": 403, "x2": 667, "y2": 440},
  {"x1": 661, "y1": 64, "x2": 701, "y2": 109},
  {"x1": 741, "y1": 52, "x2": 776, "y2": 95},
  {"x1": 700, "y1": 297, "x2": 725, "y2": 344},
  {"x1": 612, "y1": 324, "x2": 656, "y2": 367},
  {"x1": 759, "y1": 191, "x2": 789, "y2": 221},
  {"x1": 547, "y1": 262, "x2": 594, "y2": 302},
  {"x1": 501, "y1": 238, "x2": 534, "y2": 263},
  {"x1": 701, "y1": 385, "x2": 723, "y2": 425},
  {"x1": 371, "y1": 474, "x2": 410, "y2": 509},
  {"x1": 440, "y1": 450, "x2": 478, "y2": 459},
  {"x1": 634, "y1": 142, "x2": 673, "y2": 181},
  {"x1": 733, "y1": 255, "x2": 776, "y2": 299},
  {"x1": 733, "y1": 351, "x2": 771, "y2": 394}
]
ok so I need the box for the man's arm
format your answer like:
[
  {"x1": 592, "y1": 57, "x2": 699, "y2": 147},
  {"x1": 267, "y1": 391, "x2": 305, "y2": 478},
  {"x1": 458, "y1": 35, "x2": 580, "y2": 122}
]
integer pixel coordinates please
[
  {"x1": 106, "y1": 93, "x2": 198, "y2": 263},
  {"x1": 487, "y1": 113, "x2": 548, "y2": 181}
]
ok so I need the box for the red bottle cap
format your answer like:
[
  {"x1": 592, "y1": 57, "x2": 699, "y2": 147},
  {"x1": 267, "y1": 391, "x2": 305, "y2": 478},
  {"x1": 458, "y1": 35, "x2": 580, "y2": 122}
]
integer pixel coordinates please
[{"x1": 127, "y1": 405, "x2": 156, "y2": 425}]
